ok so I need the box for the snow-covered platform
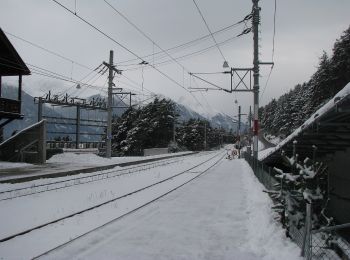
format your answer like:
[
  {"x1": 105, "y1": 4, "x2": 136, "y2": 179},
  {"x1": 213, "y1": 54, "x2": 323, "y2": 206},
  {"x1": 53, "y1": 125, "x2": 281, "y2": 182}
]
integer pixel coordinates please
[
  {"x1": 0, "y1": 151, "x2": 193, "y2": 183},
  {"x1": 41, "y1": 159, "x2": 300, "y2": 260}
]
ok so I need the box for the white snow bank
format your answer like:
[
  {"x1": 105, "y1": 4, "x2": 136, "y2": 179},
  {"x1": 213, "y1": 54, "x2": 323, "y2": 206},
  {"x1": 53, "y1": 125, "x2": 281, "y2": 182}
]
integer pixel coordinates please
[
  {"x1": 0, "y1": 161, "x2": 33, "y2": 169},
  {"x1": 258, "y1": 140, "x2": 265, "y2": 151},
  {"x1": 47, "y1": 151, "x2": 192, "y2": 166},
  {"x1": 258, "y1": 147, "x2": 275, "y2": 160},
  {"x1": 265, "y1": 134, "x2": 282, "y2": 145},
  {"x1": 240, "y1": 160, "x2": 302, "y2": 260},
  {"x1": 259, "y1": 82, "x2": 350, "y2": 161},
  {"x1": 0, "y1": 120, "x2": 45, "y2": 146}
]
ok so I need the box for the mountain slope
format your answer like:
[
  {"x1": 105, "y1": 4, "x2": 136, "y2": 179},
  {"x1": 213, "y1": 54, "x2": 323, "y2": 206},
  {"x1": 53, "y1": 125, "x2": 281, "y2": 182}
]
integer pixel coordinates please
[{"x1": 1, "y1": 85, "x2": 241, "y2": 141}]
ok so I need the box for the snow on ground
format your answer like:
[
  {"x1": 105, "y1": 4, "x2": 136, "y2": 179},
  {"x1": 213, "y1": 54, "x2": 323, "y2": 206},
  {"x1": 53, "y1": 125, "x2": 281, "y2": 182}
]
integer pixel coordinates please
[
  {"x1": 0, "y1": 151, "x2": 194, "y2": 182},
  {"x1": 264, "y1": 134, "x2": 282, "y2": 145},
  {"x1": 37, "y1": 159, "x2": 300, "y2": 260},
  {"x1": 0, "y1": 152, "x2": 216, "y2": 240},
  {"x1": 0, "y1": 155, "x2": 200, "y2": 193},
  {"x1": 0, "y1": 161, "x2": 33, "y2": 169},
  {"x1": 258, "y1": 147, "x2": 276, "y2": 160},
  {"x1": 258, "y1": 140, "x2": 265, "y2": 151},
  {"x1": 0, "y1": 152, "x2": 192, "y2": 172},
  {"x1": 0, "y1": 151, "x2": 223, "y2": 258},
  {"x1": 47, "y1": 151, "x2": 192, "y2": 166},
  {"x1": 240, "y1": 160, "x2": 301, "y2": 259}
]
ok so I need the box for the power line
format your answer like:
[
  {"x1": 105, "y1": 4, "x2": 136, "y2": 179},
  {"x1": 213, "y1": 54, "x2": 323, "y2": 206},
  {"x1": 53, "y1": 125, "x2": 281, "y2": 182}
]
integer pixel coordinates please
[
  {"x1": 52, "y1": 0, "x2": 200, "y2": 115},
  {"x1": 104, "y1": 0, "x2": 191, "y2": 75},
  {"x1": 0, "y1": 57, "x2": 106, "y2": 93},
  {"x1": 189, "y1": 73, "x2": 226, "y2": 91},
  {"x1": 192, "y1": 0, "x2": 227, "y2": 62},
  {"x1": 260, "y1": 0, "x2": 277, "y2": 99},
  {"x1": 51, "y1": 0, "x2": 145, "y2": 60},
  {"x1": 4, "y1": 31, "x2": 94, "y2": 71},
  {"x1": 272, "y1": 0, "x2": 277, "y2": 62},
  {"x1": 123, "y1": 33, "x2": 241, "y2": 72},
  {"x1": 260, "y1": 68, "x2": 273, "y2": 98},
  {"x1": 51, "y1": 0, "x2": 209, "y2": 114},
  {"x1": 3, "y1": 30, "x2": 112, "y2": 95},
  {"x1": 121, "y1": 74, "x2": 154, "y2": 94},
  {"x1": 116, "y1": 19, "x2": 245, "y2": 66}
]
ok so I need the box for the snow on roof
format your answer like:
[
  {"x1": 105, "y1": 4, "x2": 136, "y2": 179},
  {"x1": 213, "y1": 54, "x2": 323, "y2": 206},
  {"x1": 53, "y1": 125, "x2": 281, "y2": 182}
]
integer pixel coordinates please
[
  {"x1": 0, "y1": 120, "x2": 46, "y2": 147},
  {"x1": 259, "y1": 82, "x2": 350, "y2": 161}
]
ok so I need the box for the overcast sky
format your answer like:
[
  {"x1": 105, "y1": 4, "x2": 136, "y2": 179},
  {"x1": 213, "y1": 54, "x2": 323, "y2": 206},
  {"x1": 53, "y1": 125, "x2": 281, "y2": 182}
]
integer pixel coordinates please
[{"x1": 1, "y1": 0, "x2": 349, "y2": 120}]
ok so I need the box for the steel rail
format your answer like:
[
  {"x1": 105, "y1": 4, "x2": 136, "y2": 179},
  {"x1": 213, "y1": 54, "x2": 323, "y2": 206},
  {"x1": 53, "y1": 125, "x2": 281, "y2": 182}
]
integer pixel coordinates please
[
  {"x1": 0, "y1": 153, "x2": 208, "y2": 201},
  {"x1": 33, "y1": 151, "x2": 225, "y2": 259},
  {"x1": 0, "y1": 151, "x2": 224, "y2": 244}
]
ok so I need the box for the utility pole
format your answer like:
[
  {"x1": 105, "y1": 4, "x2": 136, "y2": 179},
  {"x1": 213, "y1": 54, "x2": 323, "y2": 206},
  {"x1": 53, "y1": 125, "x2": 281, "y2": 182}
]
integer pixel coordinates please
[
  {"x1": 238, "y1": 105, "x2": 241, "y2": 154},
  {"x1": 76, "y1": 105, "x2": 80, "y2": 149},
  {"x1": 189, "y1": 0, "x2": 273, "y2": 159},
  {"x1": 204, "y1": 121, "x2": 207, "y2": 150},
  {"x1": 249, "y1": 106, "x2": 252, "y2": 133},
  {"x1": 173, "y1": 123, "x2": 176, "y2": 143},
  {"x1": 237, "y1": 105, "x2": 247, "y2": 158},
  {"x1": 252, "y1": 0, "x2": 260, "y2": 159},
  {"x1": 103, "y1": 51, "x2": 125, "y2": 158},
  {"x1": 249, "y1": 105, "x2": 252, "y2": 153},
  {"x1": 106, "y1": 51, "x2": 113, "y2": 158}
]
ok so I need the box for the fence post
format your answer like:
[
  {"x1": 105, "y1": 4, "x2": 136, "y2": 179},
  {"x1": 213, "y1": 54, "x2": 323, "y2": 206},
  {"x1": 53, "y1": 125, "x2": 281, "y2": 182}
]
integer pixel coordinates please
[{"x1": 301, "y1": 202, "x2": 312, "y2": 259}]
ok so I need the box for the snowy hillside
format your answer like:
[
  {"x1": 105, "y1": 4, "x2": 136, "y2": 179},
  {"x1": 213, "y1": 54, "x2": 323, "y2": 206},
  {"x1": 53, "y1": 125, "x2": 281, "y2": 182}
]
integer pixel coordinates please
[
  {"x1": 1, "y1": 86, "x2": 127, "y2": 141},
  {"x1": 175, "y1": 103, "x2": 241, "y2": 132},
  {"x1": 260, "y1": 26, "x2": 350, "y2": 138}
]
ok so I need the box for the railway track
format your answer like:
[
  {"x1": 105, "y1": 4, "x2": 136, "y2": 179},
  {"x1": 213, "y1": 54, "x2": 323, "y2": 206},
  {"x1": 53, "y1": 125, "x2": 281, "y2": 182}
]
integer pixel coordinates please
[
  {"x1": 0, "y1": 150, "x2": 224, "y2": 253},
  {"x1": 0, "y1": 152, "x2": 209, "y2": 201}
]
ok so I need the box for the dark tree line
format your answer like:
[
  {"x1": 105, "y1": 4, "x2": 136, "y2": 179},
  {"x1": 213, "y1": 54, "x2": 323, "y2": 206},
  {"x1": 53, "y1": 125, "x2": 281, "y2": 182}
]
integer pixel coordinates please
[
  {"x1": 111, "y1": 98, "x2": 175, "y2": 156},
  {"x1": 260, "y1": 26, "x2": 350, "y2": 136},
  {"x1": 111, "y1": 98, "x2": 234, "y2": 155},
  {"x1": 175, "y1": 118, "x2": 232, "y2": 151}
]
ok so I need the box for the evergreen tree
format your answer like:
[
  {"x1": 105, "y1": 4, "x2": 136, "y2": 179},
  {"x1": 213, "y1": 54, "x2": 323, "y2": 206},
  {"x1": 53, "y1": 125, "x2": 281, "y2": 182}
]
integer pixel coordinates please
[
  {"x1": 330, "y1": 26, "x2": 350, "y2": 94},
  {"x1": 111, "y1": 98, "x2": 176, "y2": 156},
  {"x1": 259, "y1": 26, "x2": 350, "y2": 138}
]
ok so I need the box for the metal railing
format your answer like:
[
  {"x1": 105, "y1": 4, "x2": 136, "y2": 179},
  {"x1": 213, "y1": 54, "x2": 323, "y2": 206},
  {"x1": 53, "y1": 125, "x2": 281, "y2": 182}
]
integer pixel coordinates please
[
  {"x1": 46, "y1": 140, "x2": 105, "y2": 149},
  {"x1": 243, "y1": 152, "x2": 350, "y2": 260},
  {"x1": 308, "y1": 222, "x2": 350, "y2": 259}
]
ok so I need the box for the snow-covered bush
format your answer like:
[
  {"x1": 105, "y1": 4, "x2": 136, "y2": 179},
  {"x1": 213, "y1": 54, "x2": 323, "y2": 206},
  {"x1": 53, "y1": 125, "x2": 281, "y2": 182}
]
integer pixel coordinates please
[{"x1": 271, "y1": 142, "x2": 331, "y2": 236}]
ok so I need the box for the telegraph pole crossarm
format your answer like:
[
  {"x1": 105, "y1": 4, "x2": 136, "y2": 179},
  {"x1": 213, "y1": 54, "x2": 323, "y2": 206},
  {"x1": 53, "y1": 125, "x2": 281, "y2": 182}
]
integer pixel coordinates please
[{"x1": 102, "y1": 61, "x2": 122, "y2": 75}]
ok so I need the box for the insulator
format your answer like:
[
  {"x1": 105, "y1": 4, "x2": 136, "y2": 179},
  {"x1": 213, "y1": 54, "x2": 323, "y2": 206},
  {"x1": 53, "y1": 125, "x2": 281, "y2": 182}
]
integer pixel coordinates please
[{"x1": 243, "y1": 13, "x2": 253, "y2": 21}]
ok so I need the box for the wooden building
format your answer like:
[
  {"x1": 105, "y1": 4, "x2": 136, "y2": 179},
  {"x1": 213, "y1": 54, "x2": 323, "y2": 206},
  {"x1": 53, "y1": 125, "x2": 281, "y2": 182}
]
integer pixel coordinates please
[{"x1": 0, "y1": 27, "x2": 30, "y2": 133}]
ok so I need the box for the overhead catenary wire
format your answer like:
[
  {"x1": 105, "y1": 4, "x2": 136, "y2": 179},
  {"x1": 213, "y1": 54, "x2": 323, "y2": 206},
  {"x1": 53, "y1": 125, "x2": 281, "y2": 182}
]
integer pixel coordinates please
[
  {"x1": 121, "y1": 74, "x2": 154, "y2": 94},
  {"x1": 51, "y1": 0, "x2": 213, "y2": 113},
  {"x1": 4, "y1": 31, "x2": 94, "y2": 71},
  {"x1": 0, "y1": 57, "x2": 107, "y2": 94},
  {"x1": 4, "y1": 4, "x2": 244, "y2": 107},
  {"x1": 104, "y1": 0, "x2": 192, "y2": 75},
  {"x1": 189, "y1": 73, "x2": 226, "y2": 91},
  {"x1": 260, "y1": 0, "x2": 277, "y2": 99},
  {"x1": 272, "y1": 0, "x2": 277, "y2": 62},
  {"x1": 69, "y1": 69, "x2": 109, "y2": 97},
  {"x1": 51, "y1": 0, "x2": 192, "y2": 92},
  {"x1": 3, "y1": 31, "x2": 113, "y2": 96},
  {"x1": 116, "y1": 19, "x2": 245, "y2": 66},
  {"x1": 8, "y1": 0, "x2": 249, "y2": 117},
  {"x1": 120, "y1": 13, "x2": 251, "y2": 73},
  {"x1": 122, "y1": 33, "x2": 243, "y2": 72},
  {"x1": 192, "y1": 0, "x2": 227, "y2": 62}
]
